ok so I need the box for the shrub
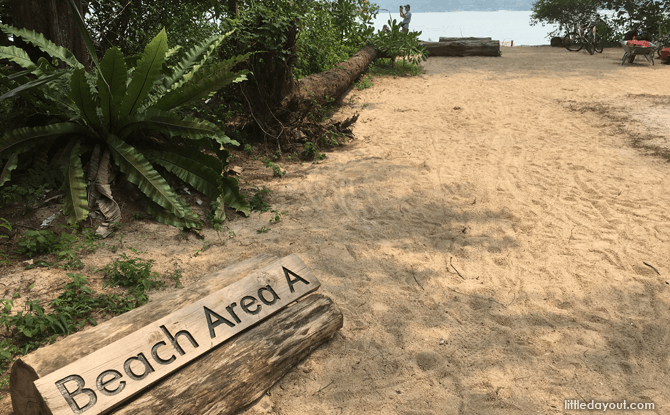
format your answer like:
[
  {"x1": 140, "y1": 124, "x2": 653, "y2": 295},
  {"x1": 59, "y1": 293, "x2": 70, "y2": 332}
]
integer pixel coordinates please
[
  {"x1": 371, "y1": 18, "x2": 427, "y2": 67},
  {"x1": 0, "y1": 0, "x2": 250, "y2": 230}
]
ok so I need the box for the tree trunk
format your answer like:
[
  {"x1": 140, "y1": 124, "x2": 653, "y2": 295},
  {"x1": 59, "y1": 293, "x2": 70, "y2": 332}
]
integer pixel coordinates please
[
  {"x1": 11, "y1": 0, "x2": 88, "y2": 68},
  {"x1": 284, "y1": 44, "x2": 378, "y2": 108},
  {"x1": 420, "y1": 40, "x2": 501, "y2": 57}
]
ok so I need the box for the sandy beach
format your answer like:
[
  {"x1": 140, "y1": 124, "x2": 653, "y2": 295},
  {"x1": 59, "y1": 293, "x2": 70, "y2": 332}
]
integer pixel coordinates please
[{"x1": 3, "y1": 46, "x2": 670, "y2": 414}]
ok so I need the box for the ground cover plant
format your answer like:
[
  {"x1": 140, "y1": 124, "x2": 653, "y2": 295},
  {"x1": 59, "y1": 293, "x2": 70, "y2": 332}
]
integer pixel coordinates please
[{"x1": 0, "y1": 256, "x2": 182, "y2": 389}]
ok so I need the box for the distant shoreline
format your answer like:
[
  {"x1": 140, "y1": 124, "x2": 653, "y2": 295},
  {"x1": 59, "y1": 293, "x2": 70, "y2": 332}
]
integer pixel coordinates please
[{"x1": 373, "y1": 11, "x2": 558, "y2": 46}]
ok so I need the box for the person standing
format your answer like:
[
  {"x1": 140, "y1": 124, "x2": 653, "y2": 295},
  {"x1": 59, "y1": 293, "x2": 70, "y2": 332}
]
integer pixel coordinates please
[{"x1": 400, "y1": 4, "x2": 412, "y2": 32}]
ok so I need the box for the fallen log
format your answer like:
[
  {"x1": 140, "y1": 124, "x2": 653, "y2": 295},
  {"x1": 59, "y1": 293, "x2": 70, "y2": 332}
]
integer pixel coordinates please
[
  {"x1": 438, "y1": 37, "x2": 491, "y2": 42},
  {"x1": 285, "y1": 45, "x2": 377, "y2": 107},
  {"x1": 11, "y1": 254, "x2": 343, "y2": 415},
  {"x1": 420, "y1": 40, "x2": 501, "y2": 57},
  {"x1": 113, "y1": 293, "x2": 341, "y2": 415}
]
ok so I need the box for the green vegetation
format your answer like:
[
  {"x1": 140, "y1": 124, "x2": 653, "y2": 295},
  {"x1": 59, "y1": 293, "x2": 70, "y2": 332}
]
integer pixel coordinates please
[
  {"x1": 303, "y1": 142, "x2": 317, "y2": 159},
  {"x1": 270, "y1": 209, "x2": 287, "y2": 223},
  {"x1": 264, "y1": 158, "x2": 286, "y2": 178},
  {"x1": 0, "y1": 1, "x2": 250, "y2": 231},
  {"x1": 531, "y1": 0, "x2": 670, "y2": 41},
  {"x1": 248, "y1": 185, "x2": 273, "y2": 213},
  {"x1": 370, "y1": 59, "x2": 425, "y2": 77},
  {"x1": 0, "y1": 253, "x2": 182, "y2": 381},
  {"x1": 354, "y1": 74, "x2": 373, "y2": 90},
  {"x1": 371, "y1": 18, "x2": 427, "y2": 67},
  {"x1": 244, "y1": 144, "x2": 254, "y2": 156}
]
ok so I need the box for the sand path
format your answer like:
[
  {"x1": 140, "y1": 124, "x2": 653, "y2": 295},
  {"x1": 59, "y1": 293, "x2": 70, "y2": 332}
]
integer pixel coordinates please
[
  {"x1": 238, "y1": 47, "x2": 670, "y2": 414},
  {"x1": 3, "y1": 47, "x2": 670, "y2": 414}
]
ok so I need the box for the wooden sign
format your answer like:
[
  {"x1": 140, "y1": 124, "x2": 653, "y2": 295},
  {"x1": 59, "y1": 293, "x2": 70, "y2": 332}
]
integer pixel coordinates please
[{"x1": 33, "y1": 255, "x2": 320, "y2": 415}]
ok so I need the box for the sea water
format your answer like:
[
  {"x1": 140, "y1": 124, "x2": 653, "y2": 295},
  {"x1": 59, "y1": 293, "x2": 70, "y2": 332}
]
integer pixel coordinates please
[{"x1": 373, "y1": 11, "x2": 560, "y2": 46}]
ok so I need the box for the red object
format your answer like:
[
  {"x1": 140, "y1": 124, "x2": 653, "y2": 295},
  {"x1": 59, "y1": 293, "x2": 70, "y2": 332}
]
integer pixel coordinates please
[
  {"x1": 661, "y1": 48, "x2": 670, "y2": 59},
  {"x1": 628, "y1": 36, "x2": 651, "y2": 47}
]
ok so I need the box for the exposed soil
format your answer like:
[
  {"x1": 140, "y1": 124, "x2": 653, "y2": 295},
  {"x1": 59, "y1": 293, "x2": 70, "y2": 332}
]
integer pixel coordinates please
[{"x1": 2, "y1": 46, "x2": 670, "y2": 414}]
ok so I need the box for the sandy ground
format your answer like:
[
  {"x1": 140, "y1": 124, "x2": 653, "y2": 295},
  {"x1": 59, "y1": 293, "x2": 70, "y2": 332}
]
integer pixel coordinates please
[{"x1": 3, "y1": 46, "x2": 670, "y2": 414}]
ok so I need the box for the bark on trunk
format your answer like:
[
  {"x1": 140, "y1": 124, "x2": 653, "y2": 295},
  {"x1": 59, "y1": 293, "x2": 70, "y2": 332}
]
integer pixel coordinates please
[
  {"x1": 420, "y1": 40, "x2": 501, "y2": 57},
  {"x1": 285, "y1": 44, "x2": 378, "y2": 108},
  {"x1": 11, "y1": 0, "x2": 88, "y2": 68}
]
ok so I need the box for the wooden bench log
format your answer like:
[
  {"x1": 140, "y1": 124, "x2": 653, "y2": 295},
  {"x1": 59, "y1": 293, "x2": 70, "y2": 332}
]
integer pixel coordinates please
[
  {"x1": 113, "y1": 293, "x2": 341, "y2": 415},
  {"x1": 438, "y1": 37, "x2": 491, "y2": 42},
  {"x1": 420, "y1": 40, "x2": 501, "y2": 57},
  {"x1": 11, "y1": 254, "x2": 343, "y2": 415}
]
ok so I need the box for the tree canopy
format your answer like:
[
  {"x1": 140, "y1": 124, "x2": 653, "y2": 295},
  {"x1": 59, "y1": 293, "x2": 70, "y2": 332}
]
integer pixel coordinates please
[{"x1": 531, "y1": 0, "x2": 670, "y2": 40}]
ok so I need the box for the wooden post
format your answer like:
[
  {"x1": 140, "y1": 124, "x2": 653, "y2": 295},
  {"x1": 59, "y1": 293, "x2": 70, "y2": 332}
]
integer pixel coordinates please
[{"x1": 11, "y1": 255, "x2": 343, "y2": 415}]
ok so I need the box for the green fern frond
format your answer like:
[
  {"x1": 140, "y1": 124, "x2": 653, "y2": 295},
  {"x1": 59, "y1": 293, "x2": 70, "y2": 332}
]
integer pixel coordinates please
[
  {"x1": 0, "y1": 46, "x2": 37, "y2": 72},
  {"x1": 151, "y1": 54, "x2": 249, "y2": 112},
  {"x1": 66, "y1": 0, "x2": 101, "y2": 69},
  {"x1": 117, "y1": 109, "x2": 224, "y2": 140},
  {"x1": 144, "y1": 149, "x2": 222, "y2": 200},
  {"x1": 0, "y1": 152, "x2": 18, "y2": 187},
  {"x1": 98, "y1": 47, "x2": 127, "y2": 127},
  {"x1": 0, "y1": 24, "x2": 82, "y2": 69},
  {"x1": 0, "y1": 70, "x2": 67, "y2": 101},
  {"x1": 61, "y1": 140, "x2": 89, "y2": 223},
  {"x1": 120, "y1": 28, "x2": 168, "y2": 117},
  {"x1": 144, "y1": 198, "x2": 202, "y2": 229},
  {"x1": 70, "y1": 68, "x2": 100, "y2": 128},
  {"x1": 105, "y1": 133, "x2": 188, "y2": 219},
  {"x1": 213, "y1": 194, "x2": 226, "y2": 223},
  {"x1": 221, "y1": 176, "x2": 250, "y2": 216},
  {"x1": 0, "y1": 123, "x2": 89, "y2": 156},
  {"x1": 162, "y1": 33, "x2": 228, "y2": 92}
]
